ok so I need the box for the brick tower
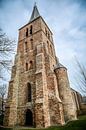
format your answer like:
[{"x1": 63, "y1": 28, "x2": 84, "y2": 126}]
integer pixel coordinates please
[{"x1": 4, "y1": 4, "x2": 77, "y2": 128}]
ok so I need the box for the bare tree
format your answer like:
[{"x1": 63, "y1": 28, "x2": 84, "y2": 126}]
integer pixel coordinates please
[
  {"x1": 0, "y1": 28, "x2": 16, "y2": 80},
  {"x1": 0, "y1": 84, "x2": 6, "y2": 115},
  {"x1": 0, "y1": 84, "x2": 7, "y2": 125},
  {"x1": 74, "y1": 58, "x2": 86, "y2": 95}
]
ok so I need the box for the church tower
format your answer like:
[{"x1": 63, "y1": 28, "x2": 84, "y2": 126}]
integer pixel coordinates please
[{"x1": 4, "y1": 4, "x2": 77, "y2": 128}]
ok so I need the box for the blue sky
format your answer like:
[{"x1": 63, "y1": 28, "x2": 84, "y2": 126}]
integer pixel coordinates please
[{"x1": 0, "y1": 0, "x2": 86, "y2": 94}]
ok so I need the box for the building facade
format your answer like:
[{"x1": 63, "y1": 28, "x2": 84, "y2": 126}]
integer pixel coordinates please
[{"x1": 4, "y1": 4, "x2": 77, "y2": 128}]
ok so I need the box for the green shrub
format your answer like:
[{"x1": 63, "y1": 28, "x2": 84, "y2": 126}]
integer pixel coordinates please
[{"x1": 0, "y1": 115, "x2": 86, "y2": 130}]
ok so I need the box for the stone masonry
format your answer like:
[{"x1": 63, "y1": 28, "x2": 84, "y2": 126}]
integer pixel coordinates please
[{"x1": 4, "y1": 4, "x2": 77, "y2": 128}]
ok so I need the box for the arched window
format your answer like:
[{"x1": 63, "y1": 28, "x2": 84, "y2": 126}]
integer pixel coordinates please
[
  {"x1": 26, "y1": 63, "x2": 28, "y2": 71},
  {"x1": 25, "y1": 42, "x2": 27, "y2": 52},
  {"x1": 30, "y1": 25, "x2": 33, "y2": 34},
  {"x1": 27, "y1": 83, "x2": 31, "y2": 102},
  {"x1": 26, "y1": 28, "x2": 28, "y2": 37}
]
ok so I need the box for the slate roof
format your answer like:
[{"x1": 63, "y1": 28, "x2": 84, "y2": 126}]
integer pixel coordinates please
[
  {"x1": 54, "y1": 62, "x2": 67, "y2": 70},
  {"x1": 29, "y1": 3, "x2": 40, "y2": 23}
]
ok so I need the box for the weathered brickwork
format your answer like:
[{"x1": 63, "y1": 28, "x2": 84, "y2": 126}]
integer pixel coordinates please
[
  {"x1": 54, "y1": 68, "x2": 77, "y2": 121},
  {"x1": 4, "y1": 4, "x2": 77, "y2": 128}
]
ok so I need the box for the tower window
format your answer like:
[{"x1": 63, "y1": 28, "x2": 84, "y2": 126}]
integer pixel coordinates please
[
  {"x1": 26, "y1": 28, "x2": 28, "y2": 37},
  {"x1": 30, "y1": 39, "x2": 33, "y2": 50},
  {"x1": 30, "y1": 25, "x2": 33, "y2": 34},
  {"x1": 47, "y1": 41, "x2": 49, "y2": 53},
  {"x1": 50, "y1": 44, "x2": 53, "y2": 56},
  {"x1": 26, "y1": 63, "x2": 28, "y2": 71},
  {"x1": 29, "y1": 61, "x2": 33, "y2": 69},
  {"x1": 48, "y1": 32, "x2": 50, "y2": 40},
  {"x1": 45, "y1": 28, "x2": 47, "y2": 36},
  {"x1": 27, "y1": 83, "x2": 31, "y2": 102},
  {"x1": 25, "y1": 42, "x2": 28, "y2": 52}
]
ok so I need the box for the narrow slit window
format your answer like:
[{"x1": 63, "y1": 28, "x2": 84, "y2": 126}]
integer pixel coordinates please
[
  {"x1": 29, "y1": 61, "x2": 33, "y2": 69},
  {"x1": 50, "y1": 44, "x2": 53, "y2": 56},
  {"x1": 48, "y1": 32, "x2": 50, "y2": 39},
  {"x1": 47, "y1": 41, "x2": 49, "y2": 53},
  {"x1": 30, "y1": 39, "x2": 33, "y2": 50},
  {"x1": 30, "y1": 25, "x2": 33, "y2": 34},
  {"x1": 26, "y1": 28, "x2": 28, "y2": 37},
  {"x1": 45, "y1": 28, "x2": 47, "y2": 36},
  {"x1": 27, "y1": 83, "x2": 31, "y2": 102},
  {"x1": 25, "y1": 42, "x2": 27, "y2": 52},
  {"x1": 26, "y1": 63, "x2": 28, "y2": 71}
]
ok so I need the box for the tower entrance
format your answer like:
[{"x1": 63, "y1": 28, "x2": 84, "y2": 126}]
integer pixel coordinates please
[{"x1": 25, "y1": 109, "x2": 33, "y2": 126}]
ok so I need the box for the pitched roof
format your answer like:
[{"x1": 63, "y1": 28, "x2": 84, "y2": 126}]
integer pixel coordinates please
[{"x1": 29, "y1": 3, "x2": 40, "y2": 23}]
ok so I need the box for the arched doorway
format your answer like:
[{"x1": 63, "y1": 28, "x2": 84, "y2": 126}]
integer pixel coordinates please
[{"x1": 25, "y1": 109, "x2": 33, "y2": 126}]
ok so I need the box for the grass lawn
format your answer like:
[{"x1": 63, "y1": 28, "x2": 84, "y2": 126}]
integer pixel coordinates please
[{"x1": 0, "y1": 115, "x2": 86, "y2": 130}]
